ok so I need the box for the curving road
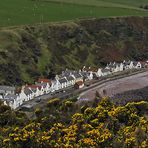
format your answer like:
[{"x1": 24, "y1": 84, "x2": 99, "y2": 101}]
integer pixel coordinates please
[
  {"x1": 79, "y1": 71, "x2": 148, "y2": 101},
  {"x1": 20, "y1": 69, "x2": 148, "y2": 111}
]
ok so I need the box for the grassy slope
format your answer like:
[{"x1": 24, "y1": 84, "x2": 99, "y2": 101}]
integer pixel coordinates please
[
  {"x1": 0, "y1": 0, "x2": 148, "y2": 27},
  {"x1": 45, "y1": 0, "x2": 147, "y2": 9},
  {"x1": 103, "y1": 0, "x2": 148, "y2": 7}
]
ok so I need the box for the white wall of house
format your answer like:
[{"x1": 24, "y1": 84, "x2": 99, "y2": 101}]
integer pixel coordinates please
[
  {"x1": 79, "y1": 83, "x2": 84, "y2": 89},
  {"x1": 134, "y1": 62, "x2": 142, "y2": 69},
  {"x1": 8, "y1": 100, "x2": 15, "y2": 109},
  {"x1": 34, "y1": 88, "x2": 40, "y2": 97},
  {"x1": 102, "y1": 71, "x2": 111, "y2": 76},
  {"x1": 88, "y1": 72, "x2": 93, "y2": 80},
  {"x1": 61, "y1": 82, "x2": 67, "y2": 89},
  {"x1": 27, "y1": 94, "x2": 34, "y2": 101},
  {"x1": 67, "y1": 80, "x2": 74, "y2": 86},
  {"x1": 97, "y1": 68, "x2": 103, "y2": 77},
  {"x1": 39, "y1": 86, "x2": 44, "y2": 96},
  {"x1": 4, "y1": 95, "x2": 21, "y2": 109},
  {"x1": 44, "y1": 83, "x2": 50, "y2": 94},
  {"x1": 0, "y1": 95, "x2": 3, "y2": 99},
  {"x1": 52, "y1": 80, "x2": 61, "y2": 91},
  {"x1": 19, "y1": 90, "x2": 28, "y2": 102},
  {"x1": 71, "y1": 75, "x2": 77, "y2": 84},
  {"x1": 112, "y1": 65, "x2": 120, "y2": 73},
  {"x1": 15, "y1": 96, "x2": 23, "y2": 107},
  {"x1": 129, "y1": 61, "x2": 134, "y2": 69},
  {"x1": 50, "y1": 82, "x2": 55, "y2": 92},
  {"x1": 119, "y1": 63, "x2": 124, "y2": 71}
]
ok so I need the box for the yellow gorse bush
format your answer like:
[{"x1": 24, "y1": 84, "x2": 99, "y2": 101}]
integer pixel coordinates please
[{"x1": 0, "y1": 99, "x2": 147, "y2": 148}]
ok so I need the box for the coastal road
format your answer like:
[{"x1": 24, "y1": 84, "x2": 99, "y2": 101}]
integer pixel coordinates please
[
  {"x1": 78, "y1": 70, "x2": 148, "y2": 101},
  {"x1": 20, "y1": 69, "x2": 148, "y2": 110}
]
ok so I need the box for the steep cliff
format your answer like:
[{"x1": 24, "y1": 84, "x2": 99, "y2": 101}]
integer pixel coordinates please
[{"x1": 0, "y1": 17, "x2": 148, "y2": 85}]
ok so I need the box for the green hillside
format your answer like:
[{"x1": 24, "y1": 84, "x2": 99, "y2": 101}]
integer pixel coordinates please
[
  {"x1": 103, "y1": 0, "x2": 148, "y2": 7},
  {"x1": 0, "y1": 17, "x2": 148, "y2": 85},
  {"x1": 45, "y1": 0, "x2": 148, "y2": 8},
  {"x1": 0, "y1": 0, "x2": 148, "y2": 27}
]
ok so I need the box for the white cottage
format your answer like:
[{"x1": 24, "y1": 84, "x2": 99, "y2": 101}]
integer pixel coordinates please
[
  {"x1": 37, "y1": 78, "x2": 53, "y2": 94},
  {"x1": 27, "y1": 85, "x2": 41, "y2": 97},
  {"x1": 133, "y1": 61, "x2": 142, "y2": 69},
  {"x1": 4, "y1": 94, "x2": 21, "y2": 109},
  {"x1": 66, "y1": 75, "x2": 75, "y2": 86},
  {"x1": 59, "y1": 77, "x2": 68, "y2": 89},
  {"x1": 52, "y1": 75, "x2": 62, "y2": 91},
  {"x1": 73, "y1": 73, "x2": 83, "y2": 82},
  {"x1": 113, "y1": 63, "x2": 124, "y2": 72},
  {"x1": 82, "y1": 67, "x2": 102, "y2": 78},
  {"x1": 123, "y1": 60, "x2": 134, "y2": 70},
  {"x1": 106, "y1": 62, "x2": 121, "y2": 73},
  {"x1": 0, "y1": 86, "x2": 15, "y2": 95},
  {"x1": 102, "y1": 69, "x2": 111, "y2": 76},
  {"x1": 20, "y1": 87, "x2": 34, "y2": 101}
]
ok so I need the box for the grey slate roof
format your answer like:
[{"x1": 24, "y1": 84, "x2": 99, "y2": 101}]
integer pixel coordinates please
[
  {"x1": 107, "y1": 63, "x2": 116, "y2": 68},
  {"x1": 102, "y1": 69, "x2": 111, "y2": 73},
  {"x1": 59, "y1": 78, "x2": 68, "y2": 84},
  {"x1": 73, "y1": 73, "x2": 82, "y2": 79},
  {"x1": 37, "y1": 83, "x2": 47, "y2": 88},
  {"x1": 4, "y1": 94, "x2": 18, "y2": 101},
  {"x1": 24, "y1": 88, "x2": 33, "y2": 96},
  {"x1": 60, "y1": 70, "x2": 76, "y2": 78},
  {"x1": 66, "y1": 76, "x2": 74, "y2": 81},
  {"x1": 133, "y1": 61, "x2": 138, "y2": 66},
  {"x1": 123, "y1": 60, "x2": 131, "y2": 66},
  {"x1": 80, "y1": 72, "x2": 88, "y2": 77},
  {"x1": 0, "y1": 86, "x2": 15, "y2": 91}
]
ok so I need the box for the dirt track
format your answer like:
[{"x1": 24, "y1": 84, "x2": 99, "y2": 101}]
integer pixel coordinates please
[{"x1": 79, "y1": 71, "x2": 148, "y2": 100}]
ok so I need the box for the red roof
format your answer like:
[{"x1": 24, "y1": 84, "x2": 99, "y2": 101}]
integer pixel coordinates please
[
  {"x1": 75, "y1": 81, "x2": 84, "y2": 86},
  {"x1": 38, "y1": 78, "x2": 51, "y2": 83},
  {"x1": 83, "y1": 67, "x2": 98, "y2": 72}
]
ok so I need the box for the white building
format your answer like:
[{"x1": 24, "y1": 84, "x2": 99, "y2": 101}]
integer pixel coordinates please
[
  {"x1": 3, "y1": 94, "x2": 22, "y2": 109},
  {"x1": 133, "y1": 61, "x2": 142, "y2": 69},
  {"x1": 66, "y1": 75, "x2": 75, "y2": 86},
  {"x1": 123, "y1": 60, "x2": 134, "y2": 70},
  {"x1": 0, "y1": 86, "x2": 15, "y2": 95},
  {"x1": 59, "y1": 77, "x2": 68, "y2": 89},
  {"x1": 102, "y1": 69, "x2": 111, "y2": 76}
]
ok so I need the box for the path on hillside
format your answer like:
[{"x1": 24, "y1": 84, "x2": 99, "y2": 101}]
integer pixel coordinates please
[{"x1": 79, "y1": 71, "x2": 148, "y2": 101}]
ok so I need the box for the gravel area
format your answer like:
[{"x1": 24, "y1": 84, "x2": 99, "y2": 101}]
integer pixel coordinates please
[{"x1": 79, "y1": 71, "x2": 148, "y2": 101}]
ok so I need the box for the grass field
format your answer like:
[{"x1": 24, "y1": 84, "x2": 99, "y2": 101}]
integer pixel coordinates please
[
  {"x1": 0, "y1": 0, "x2": 148, "y2": 27},
  {"x1": 45, "y1": 0, "x2": 148, "y2": 9},
  {"x1": 103, "y1": 0, "x2": 148, "y2": 7}
]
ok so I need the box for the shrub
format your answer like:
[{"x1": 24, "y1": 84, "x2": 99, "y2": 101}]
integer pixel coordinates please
[
  {"x1": 47, "y1": 98, "x2": 61, "y2": 108},
  {"x1": 35, "y1": 108, "x2": 43, "y2": 118},
  {"x1": 143, "y1": 5, "x2": 148, "y2": 10}
]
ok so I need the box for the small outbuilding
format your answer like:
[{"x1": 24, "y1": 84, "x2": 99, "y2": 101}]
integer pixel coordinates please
[{"x1": 74, "y1": 81, "x2": 84, "y2": 89}]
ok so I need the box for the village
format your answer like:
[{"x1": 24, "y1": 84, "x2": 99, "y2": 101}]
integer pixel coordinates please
[{"x1": 0, "y1": 60, "x2": 148, "y2": 109}]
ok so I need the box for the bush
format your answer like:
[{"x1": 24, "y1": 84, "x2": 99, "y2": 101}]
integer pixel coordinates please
[
  {"x1": 35, "y1": 108, "x2": 43, "y2": 118},
  {"x1": 143, "y1": 5, "x2": 148, "y2": 10},
  {"x1": 47, "y1": 98, "x2": 61, "y2": 108},
  {"x1": 0, "y1": 105, "x2": 11, "y2": 114}
]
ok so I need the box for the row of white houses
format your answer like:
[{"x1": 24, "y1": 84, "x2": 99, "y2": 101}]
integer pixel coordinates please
[{"x1": 0, "y1": 60, "x2": 148, "y2": 109}]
